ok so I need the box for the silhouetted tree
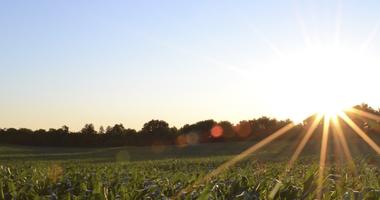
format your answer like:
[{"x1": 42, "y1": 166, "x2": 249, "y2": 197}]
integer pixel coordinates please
[
  {"x1": 218, "y1": 121, "x2": 235, "y2": 139},
  {"x1": 179, "y1": 119, "x2": 216, "y2": 143},
  {"x1": 107, "y1": 124, "x2": 126, "y2": 135},
  {"x1": 234, "y1": 120, "x2": 252, "y2": 139},
  {"x1": 61, "y1": 125, "x2": 69, "y2": 134},
  {"x1": 139, "y1": 120, "x2": 174, "y2": 144},
  {"x1": 0, "y1": 103, "x2": 378, "y2": 147},
  {"x1": 141, "y1": 120, "x2": 170, "y2": 134},
  {"x1": 99, "y1": 126, "x2": 105, "y2": 134},
  {"x1": 81, "y1": 124, "x2": 97, "y2": 135}
]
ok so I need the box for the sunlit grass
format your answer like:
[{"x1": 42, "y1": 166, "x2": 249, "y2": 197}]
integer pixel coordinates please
[{"x1": 184, "y1": 108, "x2": 380, "y2": 199}]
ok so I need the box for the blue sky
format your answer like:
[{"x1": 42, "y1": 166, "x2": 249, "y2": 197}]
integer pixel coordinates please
[{"x1": 1, "y1": 0, "x2": 380, "y2": 130}]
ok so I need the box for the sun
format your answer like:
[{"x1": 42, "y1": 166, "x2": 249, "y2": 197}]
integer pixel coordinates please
[
  {"x1": 316, "y1": 103, "x2": 345, "y2": 119},
  {"x1": 257, "y1": 44, "x2": 379, "y2": 123}
]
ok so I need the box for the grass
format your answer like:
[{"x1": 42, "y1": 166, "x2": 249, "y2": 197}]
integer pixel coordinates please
[
  {"x1": 0, "y1": 139, "x2": 380, "y2": 199},
  {"x1": 0, "y1": 139, "x2": 292, "y2": 161}
]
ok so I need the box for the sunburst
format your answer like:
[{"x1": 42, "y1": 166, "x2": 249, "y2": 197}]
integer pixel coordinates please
[
  {"x1": 174, "y1": 108, "x2": 380, "y2": 199},
  {"x1": 173, "y1": 1, "x2": 380, "y2": 198}
]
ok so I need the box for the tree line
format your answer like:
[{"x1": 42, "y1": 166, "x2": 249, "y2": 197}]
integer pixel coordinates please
[{"x1": 0, "y1": 104, "x2": 379, "y2": 147}]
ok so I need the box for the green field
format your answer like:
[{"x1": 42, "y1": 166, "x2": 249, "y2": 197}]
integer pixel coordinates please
[{"x1": 1, "y1": 141, "x2": 380, "y2": 200}]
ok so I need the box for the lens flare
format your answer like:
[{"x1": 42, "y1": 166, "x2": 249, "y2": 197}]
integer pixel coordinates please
[
  {"x1": 211, "y1": 125, "x2": 223, "y2": 138},
  {"x1": 174, "y1": 123, "x2": 295, "y2": 198},
  {"x1": 331, "y1": 116, "x2": 356, "y2": 172},
  {"x1": 317, "y1": 116, "x2": 331, "y2": 199},
  {"x1": 339, "y1": 112, "x2": 380, "y2": 154}
]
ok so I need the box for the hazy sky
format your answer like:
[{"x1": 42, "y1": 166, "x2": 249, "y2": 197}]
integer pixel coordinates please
[{"x1": 1, "y1": 0, "x2": 380, "y2": 131}]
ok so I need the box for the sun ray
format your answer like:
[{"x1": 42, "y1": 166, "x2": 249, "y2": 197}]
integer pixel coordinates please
[
  {"x1": 269, "y1": 115, "x2": 322, "y2": 198},
  {"x1": 292, "y1": 0, "x2": 312, "y2": 47},
  {"x1": 347, "y1": 107, "x2": 380, "y2": 122},
  {"x1": 202, "y1": 123, "x2": 295, "y2": 179},
  {"x1": 249, "y1": 25, "x2": 285, "y2": 58},
  {"x1": 230, "y1": 7, "x2": 285, "y2": 59},
  {"x1": 287, "y1": 114, "x2": 323, "y2": 170},
  {"x1": 140, "y1": 33, "x2": 245, "y2": 74},
  {"x1": 360, "y1": 22, "x2": 380, "y2": 53},
  {"x1": 331, "y1": 116, "x2": 356, "y2": 172},
  {"x1": 174, "y1": 123, "x2": 295, "y2": 198},
  {"x1": 330, "y1": 121, "x2": 346, "y2": 192},
  {"x1": 331, "y1": 122, "x2": 343, "y2": 164},
  {"x1": 339, "y1": 112, "x2": 380, "y2": 154},
  {"x1": 333, "y1": 0, "x2": 342, "y2": 47},
  {"x1": 317, "y1": 115, "x2": 330, "y2": 199}
]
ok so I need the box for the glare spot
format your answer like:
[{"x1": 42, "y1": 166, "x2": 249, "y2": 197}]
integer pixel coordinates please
[
  {"x1": 48, "y1": 163, "x2": 63, "y2": 183},
  {"x1": 151, "y1": 141, "x2": 166, "y2": 153},
  {"x1": 175, "y1": 135, "x2": 188, "y2": 148},
  {"x1": 115, "y1": 150, "x2": 130, "y2": 162},
  {"x1": 186, "y1": 132, "x2": 199, "y2": 145},
  {"x1": 211, "y1": 125, "x2": 223, "y2": 138},
  {"x1": 234, "y1": 122, "x2": 251, "y2": 138}
]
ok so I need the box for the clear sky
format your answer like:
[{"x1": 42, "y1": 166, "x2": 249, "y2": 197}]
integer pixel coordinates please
[{"x1": 1, "y1": 0, "x2": 380, "y2": 131}]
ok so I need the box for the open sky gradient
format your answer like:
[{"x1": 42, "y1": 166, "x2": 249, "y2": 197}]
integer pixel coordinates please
[{"x1": 1, "y1": 0, "x2": 380, "y2": 130}]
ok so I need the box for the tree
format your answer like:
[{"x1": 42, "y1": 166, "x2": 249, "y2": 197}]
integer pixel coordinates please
[
  {"x1": 141, "y1": 120, "x2": 170, "y2": 134},
  {"x1": 99, "y1": 126, "x2": 105, "y2": 134},
  {"x1": 107, "y1": 124, "x2": 126, "y2": 135},
  {"x1": 140, "y1": 120, "x2": 174, "y2": 145},
  {"x1": 178, "y1": 119, "x2": 216, "y2": 143},
  {"x1": 234, "y1": 121, "x2": 252, "y2": 139},
  {"x1": 61, "y1": 125, "x2": 69, "y2": 134},
  {"x1": 218, "y1": 121, "x2": 235, "y2": 139},
  {"x1": 81, "y1": 124, "x2": 97, "y2": 135}
]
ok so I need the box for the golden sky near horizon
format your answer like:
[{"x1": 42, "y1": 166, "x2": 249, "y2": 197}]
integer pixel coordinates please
[{"x1": 1, "y1": 1, "x2": 380, "y2": 131}]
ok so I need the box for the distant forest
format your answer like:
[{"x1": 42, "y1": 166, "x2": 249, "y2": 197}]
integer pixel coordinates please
[{"x1": 0, "y1": 104, "x2": 379, "y2": 147}]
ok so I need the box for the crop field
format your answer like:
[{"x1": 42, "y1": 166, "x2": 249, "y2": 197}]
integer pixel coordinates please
[
  {"x1": 1, "y1": 142, "x2": 380, "y2": 200},
  {"x1": 4, "y1": 0, "x2": 380, "y2": 199}
]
